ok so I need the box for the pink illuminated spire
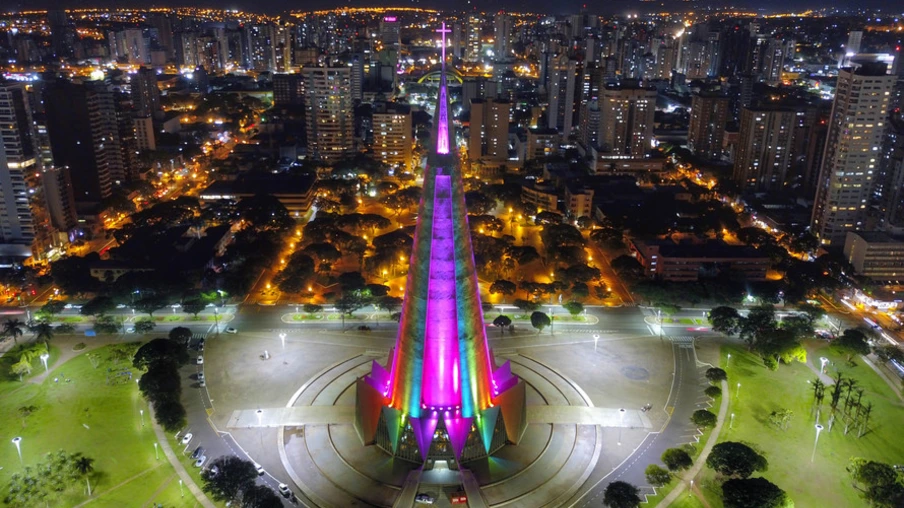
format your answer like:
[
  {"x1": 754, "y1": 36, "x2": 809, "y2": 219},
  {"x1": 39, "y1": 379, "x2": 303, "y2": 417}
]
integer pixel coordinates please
[{"x1": 435, "y1": 22, "x2": 451, "y2": 155}]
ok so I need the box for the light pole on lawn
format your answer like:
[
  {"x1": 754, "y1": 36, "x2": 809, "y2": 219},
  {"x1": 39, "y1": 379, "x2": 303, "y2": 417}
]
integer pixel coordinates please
[
  {"x1": 179, "y1": 479, "x2": 184, "y2": 497},
  {"x1": 11, "y1": 437, "x2": 22, "y2": 463},
  {"x1": 617, "y1": 408, "x2": 626, "y2": 445},
  {"x1": 139, "y1": 409, "x2": 145, "y2": 427},
  {"x1": 154, "y1": 442, "x2": 159, "y2": 460},
  {"x1": 811, "y1": 424, "x2": 825, "y2": 463}
]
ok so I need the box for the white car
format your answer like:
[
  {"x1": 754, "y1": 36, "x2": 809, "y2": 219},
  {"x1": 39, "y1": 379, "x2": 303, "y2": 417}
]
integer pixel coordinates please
[
  {"x1": 197, "y1": 373, "x2": 205, "y2": 382},
  {"x1": 278, "y1": 483, "x2": 290, "y2": 497},
  {"x1": 197, "y1": 356, "x2": 204, "y2": 365},
  {"x1": 181, "y1": 433, "x2": 193, "y2": 445},
  {"x1": 415, "y1": 493, "x2": 436, "y2": 504},
  {"x1": 225, "y1": 327, "x2": 237, "y2": 334},
  {"x1": 194, "y1": 455, "x2": 206, "y2": 467},
  {"x1": 254, "y1": 463, "x2": 264, "y2": 475}
]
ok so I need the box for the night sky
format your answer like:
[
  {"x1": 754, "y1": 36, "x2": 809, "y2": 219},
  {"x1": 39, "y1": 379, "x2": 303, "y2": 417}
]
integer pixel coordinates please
[{"x1": 5, "y1": 0, "x2": 897, "y2": 16}]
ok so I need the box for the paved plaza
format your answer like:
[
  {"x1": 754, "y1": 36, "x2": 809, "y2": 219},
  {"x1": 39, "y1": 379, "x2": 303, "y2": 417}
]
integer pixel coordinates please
[{"x1": 184, "y1": 305, "x2": 714, "y2": 507}]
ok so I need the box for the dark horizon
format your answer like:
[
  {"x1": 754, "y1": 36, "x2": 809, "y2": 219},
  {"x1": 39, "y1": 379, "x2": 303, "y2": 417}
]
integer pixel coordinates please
[{"x1": 3, "y1": 0, "x2": 899, "y2": 16}]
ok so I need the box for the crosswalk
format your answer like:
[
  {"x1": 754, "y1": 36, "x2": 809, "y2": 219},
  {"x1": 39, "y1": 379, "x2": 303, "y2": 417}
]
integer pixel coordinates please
[
  {"x1": 669, "y1": 336, "x2": 696, "y2": 347},
  {"x1": 545, "y1": 328, "x2": 617, "y2": 334}
]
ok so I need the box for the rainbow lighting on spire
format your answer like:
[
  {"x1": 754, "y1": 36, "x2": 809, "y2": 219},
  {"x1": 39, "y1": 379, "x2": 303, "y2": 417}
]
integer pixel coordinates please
[{"x1": 354, "y1": 22, "x2": 526, "y2": 465}]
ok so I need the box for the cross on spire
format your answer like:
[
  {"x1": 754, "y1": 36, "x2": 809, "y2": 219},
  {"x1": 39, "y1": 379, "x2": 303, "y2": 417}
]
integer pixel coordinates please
[{"x1": 436, "y1": 22, "x2": 451, "y2": 68}]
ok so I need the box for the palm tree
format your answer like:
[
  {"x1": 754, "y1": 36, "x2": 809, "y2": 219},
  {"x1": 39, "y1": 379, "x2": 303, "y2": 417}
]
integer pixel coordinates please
[
  {"x1": 4, "y1": 318, "x2": 24, "y2": 345},
  {"x1": 71, "y1": 454, "x2": 95, "y2": 496},
  {"x1": 32, "y1": 322, "x2": 53, "y2": 345}
]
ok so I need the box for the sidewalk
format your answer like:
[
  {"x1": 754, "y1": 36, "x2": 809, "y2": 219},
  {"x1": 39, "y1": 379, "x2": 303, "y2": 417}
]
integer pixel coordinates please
[
  {"x1": 148, "y1": 406, "x2": 217, "y2": 508},
  {"x1": 656, "y1": 379, "x2": 729, "y2": 508}
]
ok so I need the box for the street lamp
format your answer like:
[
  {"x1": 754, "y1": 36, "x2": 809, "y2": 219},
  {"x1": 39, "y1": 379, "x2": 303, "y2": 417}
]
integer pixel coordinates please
[
  {"x1": 279, "y1": 333, "x2": 286, "y2": 350},
  {"x1": 154, "y1": 442, "x2": 159, "y2": 460},
  {"x1": 727, "y1": 353, "x2": 731, "y2": 368},
  {"x1": 139, "y1": 409, "x2": 145, "y2": 427},
  {"x1": 618, "y1": 408, "x2": 626, "y2": 445},
  {"x1": 811, "y1": 424, "x2": 825, "y2": 463},
  {"x1": 730, "y1": 413, "x2": 735, "y2": 429},
  {"x1": 40, "y1": 353, "x2": 49, "y2": 373},
  {"x1": 736, "y1": 382, "x2": 741, "y2": 399},
  {"x1": 179, "y1": 479, "x2": 184, "y2": 498},
  {"x1": 256, "y1": 409, "x2": 264, "y2": 448},
  {"x1": 820, "y1": 357, "x2": 829, "y2": 374},
  {"x1": 593, "y1": 333, "x2": 600, "y2": 352},
  {"x1": 11, "y1": 437, "x2": 22, "y2": 463}
]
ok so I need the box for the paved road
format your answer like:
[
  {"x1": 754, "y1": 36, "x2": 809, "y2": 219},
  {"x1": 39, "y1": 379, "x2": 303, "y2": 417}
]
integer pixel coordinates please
[{"x1": 570, "y1": 331, "x2": 710, "y2": 506}]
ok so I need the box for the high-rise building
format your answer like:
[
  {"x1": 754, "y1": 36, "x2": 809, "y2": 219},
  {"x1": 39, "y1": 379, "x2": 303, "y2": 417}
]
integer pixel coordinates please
[
  {"x1": 733, "y1": 107, "x2": 797, "y2": 191},
  {"x1": 44, "y1": 79, "x2": 123, "y2": 204},
  {"x1": 123, "y1": 28, "x2": 150, "y2": 65},
  {"x1": 846, "y1": 31, "x2": 863, "y2": 56},
  {"x1": 0, "y1": 81, "x2": 37, "y2": 245},
  {"x1": 493, "y1": 14, "x2": 512, "y2": 59},
  {"x1": 147, "y1": 14, "x2": 174, "y2": 61},
  {"x1": 379, "y1": 16, "x2": 401, "y2": 46},
  {"x1": 41, "y1": 167, "x2": 77, "y2": 233},
  {"x1": 131, "y1": 67, "x2": 161, "y2": 119},
  {"x1": 879, "y1": 119, "x2": 904, "y2": 230},
  {"x1": 598, "y1": 83, "x2": 657, "y2": 158},
  {"x1": 653, "y1": 37, "x2": 678, "y2": 80},
  {"x1": 469, "y1": 98, "x2": 511, "y2": 162},
  {"x1": 134, "y1": 116, "x2": 156, "y2": 151},
  {"x1": 547, "y1": 55, "x2": 579, "y2": 135},
  {"x1": 304, "y1": 67, "x2": 353, "y2": 161},
  {"x1": 243, "y1": 24, "x2": 275, "y2": 71},
  {"x1": 273, "y1": 73, "x2": 304, "y2": 106},
  {"x1": 811, "y1": 64, "x2": 895, "y2": 246},
  {"x1": 688, "y1": 92, "x2": 729, "y2": 161},
  {"x1": 372, "y1": 102, "x2": 412, "y2": 170},
  {"x1": 47, "y1": 10, "x2": 75, "y2": 58},
  {"x1": 466, "y1": 15, "x2": 482, "y2": 61},
  {"x1": 578, "y1": 100, "x2": 601, "y2": 149}
]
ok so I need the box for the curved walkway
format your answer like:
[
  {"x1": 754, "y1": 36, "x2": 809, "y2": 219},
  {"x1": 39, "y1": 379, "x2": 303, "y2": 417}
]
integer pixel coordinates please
[
  {"x1": 149, "y1": 406, "x2": 217, "y2": 508},
  {"x1": 655, "y1": 379, "x2": 730, "y2": 507}
]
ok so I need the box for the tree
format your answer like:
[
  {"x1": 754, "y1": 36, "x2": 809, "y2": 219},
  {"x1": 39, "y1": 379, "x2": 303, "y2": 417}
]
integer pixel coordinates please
[
  {"x1": 603, "y1": 481, "x2": 641, "y2": 508},
  {"x1": 705, "y1": 385, "x2": 722, "y2": 398},
  {"x1": 138, "y1": 364, "x2": 182, "y2": 399},
  {"x1": 768, "y1": 409, "x2": 793, "y2": 431},
  {"x1": 200, "y1": 456, "x2": 258, "y2": 503},
  {"x1": 530, "y1": 311, "x2": 551, "y2": 334},
  {"x1": 134, "y1": 295, "x2": 168, "y2": 317},
  {"x1": 3, "y1": 318, "x2": 24, "y2": 345},
  {"x1": 182, "y1": 301, "x2": 206, "y2": 318},
  {"x1": 493, "y1": 315, "x2": 512, "y2": 336},
  {"x1": 513, "y1": 299, "x2": 540, "y2": 312},
  {"x1": 303, "y1": 303, "x2": 323, "y2": 316},
  {"x1": 706, "y1": 367, "x2": 727, "y2": 383},
  {"x1": 32, "y1": 322, "x2": 53, "y2": 345},
  {"x1": 489, "y1": 279, "x2": 517, "y2": 303},
  {"x1": 706, "y1": 442, "x2": 768, "y2": 479},
  {"x1": 135, "y1": 318, "x2": 156, "y2": 333},
  {"x1": 660, "y1": 303, "x2": 681, "y2": 316},
  {"x1": 169, "y1": 326, "x2": 192, "y2": 343},
  {"x1": 644, "y1": 464, "x2": 671, "y2": 487},
  {"x1": 335, "y1": 294, "x2": 364, "y2": 330},
  {"x1": 691, "y1": 409, "x2": 717, "y2": 428},
  {"x1": 133, "y1": 338, "x2": 190, "y2": 369},
  {"x1": 153, "y1": 396, "x2": 186, "y2": 432},
  {"x1": 721, "y1": 478, "x2": 790, "y2": 508},
  {"x1": 80, "y1": 296, "x2": 116, "y2": 317},
  {"x1": 41, "y1": 300, "x2": 67, "y2": 320},
  {"x1": 563, "y1": 301, "x2": 584, "y2": 316},
  {"x1": 832, "y1": 329, "x2": 871, "y2": 362},
  {"x1": 661, "y1": 448, "x2": 693, "y2": 471},
  {"x1": 71, "y1": 453, "x2": 95, "y2": 496},
  {"x1": 18, "y1": 405, "x2": 38, "y2": 427},
  {"x1": 739, "y1": 305, "x2": 777, "y2": 346},
  {"x1": 241, "y1": 484, "x2": 284, "y2": 508},
  {"x1": 709, "y1": 306, "x2": 742, "y2": 335},
  {"x1": 11, "y1": 357, "x2": 32, "y2": 380}
]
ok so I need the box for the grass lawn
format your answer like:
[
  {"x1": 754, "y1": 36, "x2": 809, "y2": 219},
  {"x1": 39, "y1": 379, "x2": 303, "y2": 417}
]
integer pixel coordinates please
[
  {"x1": 289, "y1": 313, "x2": 325, "y2": 321},
  {"x1": 0, "y1": 343, "x2": 204, "y2": 507},
  {"x1": 694, "y1": 342, "x2": 904, "y2": 507}
]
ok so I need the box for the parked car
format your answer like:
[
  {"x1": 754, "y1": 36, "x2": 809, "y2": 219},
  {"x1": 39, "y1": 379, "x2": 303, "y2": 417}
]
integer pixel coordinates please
[
  {"x1": 194, "y1": 456, "x2": 207, "y2": 468},
  {"x1": 197, "y1": 356, "x2": 204, "y2": 365},
  {"x1": 254, "y1": 463, "x2": 265, "y2": 475},
  {"x1": 225, "y1": 327, "x2": 237, "y2": 334},
  {"x1": 278, "y1": 484, "x2": 291, "y2": 497},
  {"x1": 181, "y1": 433, "x2": 193, "y2": 445},
  {"x1": 190, "y1": 446, "x2": 204, "y2": 460},
  {"x1": 415, "y1": 493, "x2": 436, "y2": 504}
]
